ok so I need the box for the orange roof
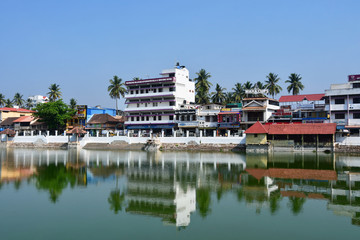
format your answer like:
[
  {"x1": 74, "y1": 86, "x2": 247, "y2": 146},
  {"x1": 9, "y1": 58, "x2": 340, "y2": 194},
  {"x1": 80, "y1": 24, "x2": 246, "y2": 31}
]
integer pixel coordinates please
[
  {"x1": 246, "y1": 168, "x2": 337, "y2": 181},
  {"x1": 0, "y1": 107, "x2": 35, "y2": 113},
  {"x1": 281, "y1": 191, "x2": 306, "y2": 198},
  {"x1": 13, "y1": 116, "x2": 34, "y2": 123},
  {"x1": 245, "y1": 121, "x2": 269, "y2": 134},
  {"x1": 279, "y1": 94, "x2": 325, "y2": 103},
  {"x1": 245, "y1": 122, "x2": 336, "y2": 135}
]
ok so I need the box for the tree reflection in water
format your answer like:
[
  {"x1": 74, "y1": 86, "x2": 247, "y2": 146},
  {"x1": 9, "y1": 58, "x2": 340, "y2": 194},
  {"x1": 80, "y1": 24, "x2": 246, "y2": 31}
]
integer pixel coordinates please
[
  {"x1": 196, "y1": 187, "x2": 211, "y2": 218},
  {"x1": 288, "y1": 197, "x2": 306, "y2": 215},
  {"x1": 108, "y1": 175, "x2": 126, "y2": 214}
]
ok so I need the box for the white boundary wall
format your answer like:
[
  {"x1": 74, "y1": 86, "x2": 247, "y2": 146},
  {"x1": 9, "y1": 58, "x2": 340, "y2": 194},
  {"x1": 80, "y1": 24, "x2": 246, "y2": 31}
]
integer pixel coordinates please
[{"x1": 336, "y1": 136, "x2": 360, "y2": 146}]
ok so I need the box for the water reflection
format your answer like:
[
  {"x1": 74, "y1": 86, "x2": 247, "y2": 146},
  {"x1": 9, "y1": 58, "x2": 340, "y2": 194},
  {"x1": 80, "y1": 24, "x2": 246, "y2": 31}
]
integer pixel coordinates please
[{"x1": 1, "y1": 148, "x2": 360, "y2": 228}]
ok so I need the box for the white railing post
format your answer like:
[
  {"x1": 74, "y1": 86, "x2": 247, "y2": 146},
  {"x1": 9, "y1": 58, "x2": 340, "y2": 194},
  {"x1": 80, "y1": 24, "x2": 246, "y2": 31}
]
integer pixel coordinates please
[
  {"x1": 55, "y1": 130, "x2": 58, "y2": 136},
  {"x1": 213, "y1": 130, "x2": 216, "y2": 137}
]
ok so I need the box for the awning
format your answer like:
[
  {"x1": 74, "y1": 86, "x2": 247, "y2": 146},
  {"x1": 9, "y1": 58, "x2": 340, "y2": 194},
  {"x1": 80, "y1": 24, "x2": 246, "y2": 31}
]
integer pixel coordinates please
[{"x1": 345, "y1": 125, "x2": 360, "y2": 129}]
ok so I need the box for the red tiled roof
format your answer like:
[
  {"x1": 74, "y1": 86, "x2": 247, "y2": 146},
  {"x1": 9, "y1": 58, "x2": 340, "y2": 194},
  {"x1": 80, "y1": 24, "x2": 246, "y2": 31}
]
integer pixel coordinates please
[
  {"x1": 279, "y1": 94, "x2": 325, "y2": 103},
  {"x1": 245, "y1": 121, "x2": 269, "y2": 134},
  {"x1": 281, "y1": 191, "x2": 306, "y2": 198},
  {"x1": 0, "y1": 107, "x2": 35, "y2": 113},
  {"x1": 245, "y1": 122, "x2": 336, "y2": 135},
  {"x1": 247, "y1": 168, "x2": 337, "y2": 181},
  {"x1": 246, "y1": 168, "x2": 268, "y2": 180},
  {"x1": 13, "y1": 116, "x2": 34, "y2": 123}
]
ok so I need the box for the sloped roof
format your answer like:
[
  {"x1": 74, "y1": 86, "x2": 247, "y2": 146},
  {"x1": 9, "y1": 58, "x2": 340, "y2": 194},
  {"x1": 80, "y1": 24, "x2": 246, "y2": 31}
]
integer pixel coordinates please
[
  {"x1": 242, "y1": 106, "x2": 266, "y2": 111},
  {"x1": 0, "y1": 128, "x2": 16, "y2": 135},
  {"x1": 245, "y1": 121, "x2": 269, "y2": 134},
  {"x1": 246, "y1": 168, "x2": 337, "y2": 181},
  {"x1": 87, "y1": 114, "x2": 122, "y2": 124},
  {"x1": 279, "y1": 94, "x2": 325, "y2": 103},
  {"x1": 245, "y1": 122, "x2": 336, "y2": 135},
  {"x1": 0, "y1": 107, "x2": 35, "y2": 113},
  {"x1": 0, "y1": 117, "x2": 18, "y2": 126},
  {"x1": 13, "y1": 116, "x2": 35, "y2": 123}
]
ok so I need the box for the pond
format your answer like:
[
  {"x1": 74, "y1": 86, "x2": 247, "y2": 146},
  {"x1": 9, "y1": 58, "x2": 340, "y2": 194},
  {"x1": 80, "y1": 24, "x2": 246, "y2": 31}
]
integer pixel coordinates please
[{"x1": 0, "y1": 149, "x2": 360, "y2": 239}]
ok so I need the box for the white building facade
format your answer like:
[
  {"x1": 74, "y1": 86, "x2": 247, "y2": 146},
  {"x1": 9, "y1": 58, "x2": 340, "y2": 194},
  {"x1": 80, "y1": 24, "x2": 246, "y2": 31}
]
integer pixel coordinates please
[
  {"x1": 124, "y1": 65, "x2": 195, "y2": 135},
  {"x1": 325, "y1": 74, "x2": 360, "y2": 133},
  {"x1": 28, "y1": 95, "x2": 49, "y2": 106}
]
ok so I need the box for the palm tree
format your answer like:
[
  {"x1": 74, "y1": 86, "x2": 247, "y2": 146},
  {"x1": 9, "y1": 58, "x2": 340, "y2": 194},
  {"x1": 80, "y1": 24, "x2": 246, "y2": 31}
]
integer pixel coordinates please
[
  {"x1": 25, "y1": 98, "x2": 34, "y2": 109},
  {"x1": 108, "y1": 174, "x2": 125, "y2": 214},
  {"x1": 48, "y1": 84, "x2": 62, "y2": 102},
  {"x1": 5, "y1": 99, "x2": 13, "y2": 108},
  {"x1": 232, "y1": 83, "x2": 245, "y2": 102},
  {"x1": 211, "y1": 84, "x2": 226, "y2": 104},
  {"x1": 255, "y1": 81, "x2": 265, "y2": 89},
  {"x1": 286, "y1": 73, "x2": 304, "y2": 95},
  {"x1": 288, "y1": 196, "x2": 306, "y2": 215},
  {"x1": 224, "y1": 92, "x2": 235, "y2": 105},
  {"x1": 69, "y1": 98, "x2": 77, "y2": 109},
  {"x1": 195, "y1": 69, "x2": 212, "y2": 104},
  {"x1": 108, "y1": 75, "x2": 127, "y2": 115},
  {"x1": 243, "y1": 81, "x2": 253, "y2": 91},
  {"x1": 0, "y1": 93, "x2": 5, "y2": 107},
  {"x1": 13, "y1": 93, "x2": 24, "y2": 107},
  {"x1": 132, "y1": 77, "x2": 141, "y2": 80},
  {"x1": 265, "y1": 73, "x2": 282, "y2": 99}
]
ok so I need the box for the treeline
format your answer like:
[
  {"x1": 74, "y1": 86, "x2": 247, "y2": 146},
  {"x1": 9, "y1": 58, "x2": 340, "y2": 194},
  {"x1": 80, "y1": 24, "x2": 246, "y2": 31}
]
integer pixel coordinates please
[{"x1": 194, "y1": 69, "x2": 304, "y2": 105}]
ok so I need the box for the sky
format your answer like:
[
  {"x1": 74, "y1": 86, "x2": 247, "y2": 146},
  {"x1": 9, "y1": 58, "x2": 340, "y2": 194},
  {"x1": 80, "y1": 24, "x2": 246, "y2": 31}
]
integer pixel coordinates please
[{"x1": 1, "y1": 0, "x2": 359, "y2": 110}]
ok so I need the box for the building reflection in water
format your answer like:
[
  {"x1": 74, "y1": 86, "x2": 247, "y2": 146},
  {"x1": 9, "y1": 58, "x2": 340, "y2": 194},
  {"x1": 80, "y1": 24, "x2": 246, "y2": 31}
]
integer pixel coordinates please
[{"x1": 1, "y1": 148, "x2": 360, "y2": 227}]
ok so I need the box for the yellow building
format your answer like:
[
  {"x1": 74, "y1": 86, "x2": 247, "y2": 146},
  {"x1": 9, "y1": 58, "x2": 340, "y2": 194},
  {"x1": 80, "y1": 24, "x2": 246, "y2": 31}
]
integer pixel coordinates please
[{"x1": 0, "y1": 107, "x2": 35, "y2": 122}]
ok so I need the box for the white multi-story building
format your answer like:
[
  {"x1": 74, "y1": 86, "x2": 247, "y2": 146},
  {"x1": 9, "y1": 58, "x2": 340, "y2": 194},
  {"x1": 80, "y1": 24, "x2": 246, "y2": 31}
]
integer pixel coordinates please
[
  {"x1": 28, "y1": 95, "x2": 49, "y2": 106},
  {"x1": 325, "y1": 74, "x2": 360, "y2": 133},
  {"x1": 124, "y1": 64, "x2": 195, "y2": 135}
]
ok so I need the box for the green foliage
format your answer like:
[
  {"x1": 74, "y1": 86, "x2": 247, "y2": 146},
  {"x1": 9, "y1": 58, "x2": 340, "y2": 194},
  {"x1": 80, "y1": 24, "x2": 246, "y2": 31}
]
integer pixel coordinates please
[
  {"x1": 33, "y1": 100, "x2": 76, "y2": 130},
  {"x1": 232, "y1": 83, "x2": 245, "y2": 102},
  {"x1": 0, "y1": 93, "x2": 5, "y2": 107},
  {"x1": 13, "y1": 92, "x2": 24, "y2": 107},
  {"x1": 286, "y1": 73, "x2": 304, "y2": 95},
  {"x1": 265, "y1": 73, "x2": 282, "y2": 98},
  {"x1": 211, "y1": 83, "x2": 226, "y2": 104},
  {"x1": 196, "y1": 187, "x2": 212, "y2": 218},
  {"x1": 288, "y1": 196, "x2": 306, "y2": 215},
  {"x1": 195, "y1": 69, "x2": 212, "y2": 104},
  {"x1": 48, "y1": 83, "x2": 62, "y2": 102},
  {"x1": 69, "y1": 98, "x2": 77, "y2": 110},
  {"x1": 108, "y1": 75, "x2": 127, "y2": 114},
  {"x1": 25, "y1": 98, "x2": 34, "y2": 109},
  {"x1": 108, "y1": 189, "x2": 126, "y2": 214},
  {"x1": 5, "y1": 99, "x2": 13, "y2": 108}
]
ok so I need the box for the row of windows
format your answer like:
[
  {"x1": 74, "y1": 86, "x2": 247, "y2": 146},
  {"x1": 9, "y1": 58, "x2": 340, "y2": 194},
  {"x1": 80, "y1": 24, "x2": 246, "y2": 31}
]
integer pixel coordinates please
[
  {"x1": 134, "y1": 102, "x2": 176, "y2": 108},
  {"x1": 334, "y1": 113, "x2": 360, "y2": 119},
  {"x1": 130, "y1": 115, "x2": 174, "y2": 121},
  {"x1": 129, "y1": 87, "x2": 175, "y2": 95},
  {"x1": 334, "y1": 97, "x2": 360, "y2": 104}
]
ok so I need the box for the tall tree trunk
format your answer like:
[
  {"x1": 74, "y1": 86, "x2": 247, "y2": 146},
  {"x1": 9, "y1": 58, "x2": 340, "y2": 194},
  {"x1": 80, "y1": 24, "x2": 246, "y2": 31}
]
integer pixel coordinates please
[{"x1": 116, "y1": 98, "x2": 118, "y2": 115}]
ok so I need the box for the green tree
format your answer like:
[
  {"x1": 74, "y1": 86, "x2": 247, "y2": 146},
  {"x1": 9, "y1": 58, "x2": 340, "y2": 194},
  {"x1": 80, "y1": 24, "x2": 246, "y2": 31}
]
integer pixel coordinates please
[
  {"x1": 255, "y1": 81, "x2": 265, "y2": 89},
  {"x1": 132, "y1": 77, "x2": 141, "y2": 80},
  {"x1": 5, "y1": 99, "x2": 13, "y2": 108},
  {"x1": 243, "y1": 81, "x2": 253, "y2": 91},
  {"x1": 224, "y1": 92, "x2": 235, "y2": 105},
  {"x1": 25, "y1": 98, "x2": 34, "y2": 109},
  {"x1": 108, "y1": 75, "x2": 127, "y2": 115},
  {"x1": 33, "y1": 100, "x2": 76, "y2": 130},
  {"x1": 265, "y1": 73, "x2": 282, "y2": 98},
  {"x1": 288, "y1": 196, "x2": 306, "y2": 215},
  {"x1": 0, "y1": 93, "x2": 6, "y2": 107},
  {"x1": 211, "y1": 84, "x2": 226, "y2": 104},
  {"x1": 232, "y1": 83, "x2": 245, "y2": 102},
  {"x1": 196, "y1": 187, "x2": 211, "y2": 218},
  {"x1": 195, "y1": 69, "x2": 212, "y2": 104},
  {"x1": 13, "y1": 92, "x2": 24, "y2": 107},
  {"x1": 69, "y1": 98, "x2": 77, "y2": 110},
  {"x1": 286, "y1": 73, "x2": 304, "y2": 95},
  {"x1": 48, "y1": 83, "x2": 62, "y2": 102}
]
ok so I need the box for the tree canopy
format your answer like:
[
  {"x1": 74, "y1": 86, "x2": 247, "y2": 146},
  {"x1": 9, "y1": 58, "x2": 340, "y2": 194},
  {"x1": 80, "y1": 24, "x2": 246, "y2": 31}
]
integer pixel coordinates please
[
  {"x1": 108, "y1": 75, "x2": 126, "y2": 114},
  {"x1": 195, "y1": 69, "x2": 212, "y2": 104},
  {"x1": 48, "y1": 83, "x2": 62, "y2": 102},
  {"x1": 265, "y1": 73, "x2": 282, "y2": 98},
  {"x1": 33, "y1": 100, "x2": 76, "y2": 130},
  {"x1": 286, "y1": 73, "x2": 304, "y2": 95}
]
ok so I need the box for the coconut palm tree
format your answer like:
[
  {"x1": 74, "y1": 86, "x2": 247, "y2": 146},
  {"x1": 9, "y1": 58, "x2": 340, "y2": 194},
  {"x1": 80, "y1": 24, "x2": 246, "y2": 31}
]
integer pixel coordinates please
[
  {"x1": 232, "y1": 83, "x2": 245, "y2": 102},
  {"x1": 48, "y1": 83, "x2": 62, "y2": 102},
  {"x1": 69, "y1": 98, "x2": 77, "y2": 110},
  {"x1": 286, "y1": 73, "x2": 304, "y2": 95},
  {"x1": 25, "y1": 98, "x2": 34, "y2": 109},
  {"x1": 0, "y1": 93, "x2": 5, "y2": 107},
  {"x1": 288, "y1": 196, "x2": 306, "y2": 215},
  {"x1": 108, "y1": 174, "x2": 125, "y2": 214},
  {"x1": 255, "y1": 81, "x2": 265, "y2": 90},
  {"x1": 243, "y1": 81, "x2": 253, "y2": 91},
  {"x1": 13, "y1": 93, "x2": 24, "y2": 107},
  {"x1": 132, "y1": 77, "x2": 141, "y2": 80},
  {"x1": 211, "y1": 84, "x2": 226, "y2": 104},
  {"x1": 108, "y1": 75, "x2": 127, "y2": 115},
  {"x1": 195, "y1": 69, "x2": 212, "y2": 104},
  {"x1": 265, "y1": 73, "x2": 282, "y2": 99},
  {"x1": 5, "y1": 99, "x2": 13, "y2": 108},
  {"x1": 224, "y1": 92, "x2": 235, "y2": 105}
]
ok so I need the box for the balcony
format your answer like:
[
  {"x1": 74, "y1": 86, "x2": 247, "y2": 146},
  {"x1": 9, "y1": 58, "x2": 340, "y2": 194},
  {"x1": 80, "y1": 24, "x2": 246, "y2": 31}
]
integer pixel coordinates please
[
  {"x1": 329, "y1": 104, "x2": 347, "y2": 111},
  {"x1": 349, "y1": 104, "x2": 360, "y2": 110},
  {"x1": 125, "y1": 91, "x2": 175, "y2": 99},
  {"x1": 177, "y1": 121, "x2": 199, "y2": 128},
  {"x1": 199, "y1": 122, "x2": 218, "y2": 128},
  {"x1": 348, "y1": 119, "x2": 360, "y2": 126},
  {"x1": 125, "y1": 106, "x2": 176, "y2": 112}
]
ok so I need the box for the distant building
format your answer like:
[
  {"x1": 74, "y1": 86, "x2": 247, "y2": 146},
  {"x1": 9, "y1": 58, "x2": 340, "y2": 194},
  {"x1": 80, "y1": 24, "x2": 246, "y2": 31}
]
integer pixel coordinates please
[
  {"x1": 325, "y1": 74, "x2": 360, "y2": 134},
  {"x1": 218, "y1": 103, "x2": 241, "y2": 136},
  {"x1": 28, "y1": 95, "x2": 49, "y2": 106},
  {"x1": 0, "y1": 107, "x2": 35, "y2": 122},
  {"x1": 198, "y1": 104, "x2": 222, "y2": 136},
  {"x1": 124, "y1": 64, "x2": 195, "y2": 136},
  {"x1": 86, "y1": 114, "x2": 124, "y2": 135}
]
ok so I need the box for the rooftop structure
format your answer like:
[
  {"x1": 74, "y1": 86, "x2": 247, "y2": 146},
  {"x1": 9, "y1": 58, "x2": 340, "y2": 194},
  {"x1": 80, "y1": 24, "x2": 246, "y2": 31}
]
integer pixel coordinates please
[
  {"x1": 0, "y1": 107, "x2": 35, "y2": 122},
  {"x1": 28, "y1": 95, "x2": 49, "y2": 106}
]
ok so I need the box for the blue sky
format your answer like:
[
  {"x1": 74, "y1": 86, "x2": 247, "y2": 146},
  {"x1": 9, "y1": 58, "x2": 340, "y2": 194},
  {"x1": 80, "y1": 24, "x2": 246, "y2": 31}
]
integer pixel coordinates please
[{"x1": 1, "y1": 0, "x2": 359, "y2": 109}]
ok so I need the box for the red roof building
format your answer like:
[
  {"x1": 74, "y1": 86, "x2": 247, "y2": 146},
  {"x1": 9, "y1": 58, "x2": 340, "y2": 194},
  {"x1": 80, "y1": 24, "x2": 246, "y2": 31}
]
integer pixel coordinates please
[{"x1": 278, "y1": 94, "x2": 325, "y2": 103}]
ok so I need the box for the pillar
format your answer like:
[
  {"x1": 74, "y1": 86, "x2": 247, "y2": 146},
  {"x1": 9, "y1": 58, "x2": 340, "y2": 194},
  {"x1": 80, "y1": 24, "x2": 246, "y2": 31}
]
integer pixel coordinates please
[
  {"x1": 200, "y1": 130, "x2": 203, "y2": 138},
  {"x1": 213, "y1": 130, "x2": 216, "y2": 137},
  {"x1": 31, "y1": 131, "x2": 33, "y2": 136},
  {"x1": 127, "y1": 131, "x2": 130, "y2": 137},
  {"x1": 138, "y1": 130, "x2": 141, "y2": 137},
  {"x1": 173, "y1": 128, "x2": 176, "y2": 137},
  {"x1": 55, "y1": 130, "x2": 58, "y2": 136},
  {"x1": 186, "y1": 130, "x2": 189, "y2": 138},
  {"x1": 227, "y1": 130, "x2": 231, "y2": 137},
  {"x1": 63, "y1": 131, "x2": 66, "y2": 136},
  {"x1": 161, "y1": 130, "x2": 164, "y2": 138},
  {"x1": 96, "y1": 131, "x2": 99, "y2": 137},
  {"x1": 316, "y1": 134, "x2": 319, "y2": 152},
  {"x1": 39, "y1": 131, "x2": 41, "y2": 136},
  {"x1": 106, "y1": 132, "x2": 109, "y2": 137},
  {"x1": 117, "y1": 131, "x2": 119, "y2": 136},
  {"x1": 47, "y1": 131, "x2": 49, "y2": 136}
]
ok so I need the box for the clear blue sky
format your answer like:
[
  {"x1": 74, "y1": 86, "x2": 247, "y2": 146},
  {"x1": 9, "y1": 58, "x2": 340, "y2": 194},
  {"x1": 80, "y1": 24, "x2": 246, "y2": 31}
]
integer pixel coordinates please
[{"x1": 1, "y1": 0, "x2": 359, "y2": 109}]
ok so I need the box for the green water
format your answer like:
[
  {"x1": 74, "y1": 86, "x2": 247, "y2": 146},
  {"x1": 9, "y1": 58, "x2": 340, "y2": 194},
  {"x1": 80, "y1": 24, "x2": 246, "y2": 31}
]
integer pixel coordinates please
[{"x1": 0, "y1": 149, "x2": 360, "y2": 239}]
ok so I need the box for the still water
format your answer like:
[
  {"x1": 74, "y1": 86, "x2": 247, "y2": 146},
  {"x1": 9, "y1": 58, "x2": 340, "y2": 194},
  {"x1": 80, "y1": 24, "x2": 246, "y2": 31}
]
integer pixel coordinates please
[{"x1": 0, "y1": 149, "x2": 360, "y2": 239}]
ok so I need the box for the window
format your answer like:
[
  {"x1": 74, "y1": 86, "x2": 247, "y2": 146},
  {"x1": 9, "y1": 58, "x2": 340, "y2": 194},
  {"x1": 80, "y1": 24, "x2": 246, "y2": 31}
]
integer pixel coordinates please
[
  {"x1": 136, "y1": 90, "x2": 139, "y2": 94},
  {"x1": 130, "y1": 90, "x2": 134, "y2": 94},
  {"x1": 353, "y1": 83, "x2": 360, "y2": 88},
  {"x1": 169, "y1": 87, "x2": 175, "y2": 92},
  {"x1": 153, "y1": 89, "x2": 157, "y2": 93},
  {"x1": 354, "y1": 113, "x2": 360, "y2": 119},
  {"x1": 153, "y1": 116, "x2": 157, "y2": 120},
  {"x1": 131, "y1": 117, "x2": 134, "y2": 121},
  {"x1": 254, "y1": 134, "x2": 258, "y2": 138},
  {"x1": 158, "y1": 116, "x2": 162, "y2": 120},
  {"x1": 169, "y1": 102, "x2": 175, "y2": 106},
  {"x1": 137, "y1": 103, "x2": 140, "y2": 108},
  {"x1": 159, "y1": 88, "x2": 163, "y2": 92},
  {"x1": 146, "y1": 116, "x2": 149, "y2": 121},
  {"x1": 335, "y1": 113, "x2": 345, "y2": 119},
  {"x1": 146, "y1": 90, "x2": 149, "y2": 93},
  {"x1": 145, "y1": 103, "x2": 148, "y2": 107},
  {"x1": 153, "y1": 102, "x2": 158, "y2": 107},
  {"x1": 136, "y1": 117, "x2": 140, "y2": 121},
  {"x1": 169, "y1": 115, "x2": 174, "y2": 120},
  {"x1": 141, "y1": 116, "x2": 144, "y2": 121},
  {"x1": 353, "y1": 98, "x2": 360, "y2": 104},
  {"x1": 335, "y1": 98, "x2": 345, "y2": 104},
  {"x1": 140, "y1": 90, "x2": 144, "y2": 94}
]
